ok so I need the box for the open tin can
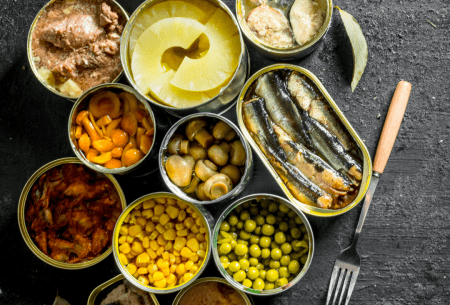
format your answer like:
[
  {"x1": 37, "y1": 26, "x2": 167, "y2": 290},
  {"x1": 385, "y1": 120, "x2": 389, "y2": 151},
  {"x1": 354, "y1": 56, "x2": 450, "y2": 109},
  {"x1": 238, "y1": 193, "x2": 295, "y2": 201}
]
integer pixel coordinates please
[
  {"x1": 17, "y1": 157, "x2": 126, "y2": 270},
  {"x1": 112, "y1": 192, "x2": 214, "y2": 294},
  {"x1": 236, "y1": 64, "x2": 372, "y2": 217},
  {"x1": 27, "y1": 0, "x2": 129, "y2": 101},
  {"x1": 236, "y1": 0, "x2": 332, "y2": 60},
  {"x1": 120, "y1": 0, "x2": 249, "y2": 117}
]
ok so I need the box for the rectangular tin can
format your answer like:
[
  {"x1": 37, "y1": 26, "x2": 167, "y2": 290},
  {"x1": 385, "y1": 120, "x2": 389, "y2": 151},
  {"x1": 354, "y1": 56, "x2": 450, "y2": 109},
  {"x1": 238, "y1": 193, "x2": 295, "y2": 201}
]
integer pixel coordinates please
[{"x1": 236, "y1": 64, "x2": 372, "y2": 217}]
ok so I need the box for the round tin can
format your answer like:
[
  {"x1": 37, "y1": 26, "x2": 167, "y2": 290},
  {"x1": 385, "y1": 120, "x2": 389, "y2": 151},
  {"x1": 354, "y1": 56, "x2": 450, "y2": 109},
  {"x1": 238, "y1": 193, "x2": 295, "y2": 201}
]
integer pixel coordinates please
[
  {"x1": 112, "y1": 192, "x2": 214, "y2": 294},
  {"x1": 212, "y1": 194, "x2": 314, "y2": 296},
  {"x1": 27, "y1": 0, "x2": 129, "y2": 101},
  {"x1": 236, "y1": 0, "x2": 333, "y2": 60},
  {"x1": 159, "y1": 113, "x2": 253, "y2": 205},
  {"x1": 120, "y1": 0, "x2": 249, "y2": 117},
  {"x1": 172, "y1": 277, "x2": 254, "y2": 305},
  {"x1": 17, "y1": 157, "x2": 127, "y2": 270},
  {"x1": 68, "y1": 83, "x2": 168, "y2": 176},
  {"x1": 236, "y1": 64, "x2": 372, "y2": 217}
]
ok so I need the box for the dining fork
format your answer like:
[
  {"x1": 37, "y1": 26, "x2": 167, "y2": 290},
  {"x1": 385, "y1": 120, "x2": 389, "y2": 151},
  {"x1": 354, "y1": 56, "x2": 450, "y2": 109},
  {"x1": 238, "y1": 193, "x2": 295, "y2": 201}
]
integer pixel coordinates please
[{"x1": 326, "y1": 81, "x2": 412, "y2": 305}]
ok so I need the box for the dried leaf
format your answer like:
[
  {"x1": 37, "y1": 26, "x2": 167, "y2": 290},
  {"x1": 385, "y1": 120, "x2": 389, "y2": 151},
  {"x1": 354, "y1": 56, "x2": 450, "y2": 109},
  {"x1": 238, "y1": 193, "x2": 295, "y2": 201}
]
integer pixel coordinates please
[
  {"x1": 53, "y1": 294, "x2": 71, "y2": 305},
  {"x1": 336, "y1": 6, "x2": 368, "y2": 92}
]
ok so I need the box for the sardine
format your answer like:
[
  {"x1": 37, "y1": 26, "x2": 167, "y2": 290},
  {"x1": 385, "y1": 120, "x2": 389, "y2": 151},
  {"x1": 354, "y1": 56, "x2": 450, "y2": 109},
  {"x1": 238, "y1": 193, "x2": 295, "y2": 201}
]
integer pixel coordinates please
[
  {"x1": 272, "y1": 123, "x2": 352, "y2": 196},
  {"x1": 288, "y1": 71, "x2": 355, "y2": 151},
  {"x1": 255, "y1": 71, "x2": 314, "y2": 150}
]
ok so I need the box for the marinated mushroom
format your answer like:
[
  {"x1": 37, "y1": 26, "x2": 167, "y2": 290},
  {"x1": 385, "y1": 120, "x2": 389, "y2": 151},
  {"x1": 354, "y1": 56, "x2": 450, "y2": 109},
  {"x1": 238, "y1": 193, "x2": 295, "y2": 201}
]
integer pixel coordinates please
[
  {"x1": 195, "y1": 159, "x2": 218, "y2": 182},
  {"x1": 165, "y1": 155, "x2": 195, "y2": 187},
  {"x1": 185, "y1": 119, "x2": 214, "y2": 148},
  {"x1": 230, "y1": 140, "x2": 246, "y2": 166},
  {"x1": 220, "y1": 164, "x2": 241, "y2": 185},
  {"x1": 208, "y1": 144, "x2": 229, "y2": 166},
  {"x1": 189, "y1": 143, "x2": 207, "y2": 161},
  {"x1": 195, "y1": 182, "x2": 209, "y2": 201},
  {"x1": 168, "y1": 134, "x2": 190, "y2": 155},
  {"x1": 213, "y1": 121, "x2": 233, "y2": 139},
  {"x1": 219, "y1": 142, "x2": 231, "y2": 154},
  {"x1": 183, "y1": 175, "x2": 201, "y2": 194},
  {"x1": 203, "y1": 173, "x2": 233, "y2": 200}
]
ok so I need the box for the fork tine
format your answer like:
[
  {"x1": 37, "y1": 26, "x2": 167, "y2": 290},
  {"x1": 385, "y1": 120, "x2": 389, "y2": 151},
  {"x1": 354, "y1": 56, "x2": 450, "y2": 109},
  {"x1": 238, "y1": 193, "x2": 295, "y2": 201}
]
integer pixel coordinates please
[
  {"x1": 332, "y1": 267, "x2": 346, "y2": 305},
  {"x1": 337, "y1": 270, "x2": 352, "y2": 305},
  {"x1": 326, "y1": 266, "x2": 340, "y2": 305},
  {"x1": 344, "y1": 270, "x2": 359, "y2": 305}
]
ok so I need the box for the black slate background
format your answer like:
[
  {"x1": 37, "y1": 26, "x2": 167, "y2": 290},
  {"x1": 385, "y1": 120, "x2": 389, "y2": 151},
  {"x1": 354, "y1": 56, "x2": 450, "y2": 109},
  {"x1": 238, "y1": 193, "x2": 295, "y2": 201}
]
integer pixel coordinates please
[{"x1": 1, "y1": 0, "x2": 449, "y2": 304}]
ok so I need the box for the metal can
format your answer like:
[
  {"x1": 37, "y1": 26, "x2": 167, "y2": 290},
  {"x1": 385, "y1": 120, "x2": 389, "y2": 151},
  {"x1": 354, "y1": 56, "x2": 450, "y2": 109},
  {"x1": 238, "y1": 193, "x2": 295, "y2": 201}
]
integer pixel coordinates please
[
  {"x1": 236, "y1": 0, "x2": 333, "y2": 60},
  {"x1": 236, "y1": 64, "x2": 372, "y2": 217},
  {"x1": 68, "y1": 83, "x2": 168, "y2": 176},
  {"x1": 159, "y1": 113, "x2": 253, "y2": 205},
  {"x1": 212, "y1": 194, "x2": 314, "y2": 295},
  {"x1": 17, "y1": 157, "x2": 127, "y2": 270},
  {"x1": 172, "y1": 277, "x2": 254, "y2": 305},
  {"x1": 27, "y1": 0, "x2": 129, "y2": 101},
  {"x1": 112, "y1": 192, "x2": 214, "y2": 294},
  {"x1": 88, "y1": 274, "x2": 160, "y2": 305},
  {"x1": 120, "y1": 0, "x2": 249, "y2": 117}
]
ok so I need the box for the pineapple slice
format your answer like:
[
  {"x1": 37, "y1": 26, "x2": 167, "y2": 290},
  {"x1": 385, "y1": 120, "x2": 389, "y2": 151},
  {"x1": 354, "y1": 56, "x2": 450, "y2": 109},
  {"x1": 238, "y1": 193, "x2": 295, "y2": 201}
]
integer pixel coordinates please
[
  {"x1": 131, "y1": 17, "x2": 206, "y2": 94},
  {"x1": 170, "y1": 8, "x2": 240, "y2": 92},
  {"x1": 129, "y1": 1, "x2": 208, "y2": 56}
]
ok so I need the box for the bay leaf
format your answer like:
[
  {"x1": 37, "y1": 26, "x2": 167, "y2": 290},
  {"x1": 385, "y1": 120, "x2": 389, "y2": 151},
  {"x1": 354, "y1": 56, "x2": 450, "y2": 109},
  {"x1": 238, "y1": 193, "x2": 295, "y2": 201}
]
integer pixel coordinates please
[
  {"x1": 53, "y1": 294, "x2": 71, "y2": 305},
  {"x1": 336, "y1": 6, "x2": 368, "y2": 92}
]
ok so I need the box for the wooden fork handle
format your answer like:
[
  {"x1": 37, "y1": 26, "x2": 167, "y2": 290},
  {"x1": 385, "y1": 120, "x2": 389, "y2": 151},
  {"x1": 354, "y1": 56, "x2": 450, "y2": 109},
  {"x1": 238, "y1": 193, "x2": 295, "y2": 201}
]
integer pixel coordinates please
[{"x1": 373, "y1": 81, "x2": 412, "y2": 173}]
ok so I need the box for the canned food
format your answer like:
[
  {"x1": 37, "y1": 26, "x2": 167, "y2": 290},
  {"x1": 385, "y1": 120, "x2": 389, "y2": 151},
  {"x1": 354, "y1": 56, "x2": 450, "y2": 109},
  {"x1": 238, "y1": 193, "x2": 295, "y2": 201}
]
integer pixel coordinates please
[
  {"x1": 237, "y1": 64, "x2": 372, "y2": 217},
  {"x1": 27, "y1": 0, "x2": 129, "y2": 100},
  {"x1": 236, "y1": 0, "x2": 332, "y2": 60},
  {"x1": 120, "y1": 0, "x2": 249, "y2": 117},
  {"x1": 212, "y1": 194, "x2": 314, "y2": 295},
  {"x1": 112, "y1": 192, "x2": 214, "y2": 294},
  {"x1": 17, "y1": 157, "x2": 126, "y2": 270},
  {"x1": 172, "y1": 277, "x2": 254, "y2": 305},
  {"x1": 159, "y1": 113, "x2": 253, "y2": 205},
  {"x1": 88, "y1": 274, "x2": 160, "y2": 305},
  {"x1": 68, "y1": 83, "x2": 165, "y2": 176}
]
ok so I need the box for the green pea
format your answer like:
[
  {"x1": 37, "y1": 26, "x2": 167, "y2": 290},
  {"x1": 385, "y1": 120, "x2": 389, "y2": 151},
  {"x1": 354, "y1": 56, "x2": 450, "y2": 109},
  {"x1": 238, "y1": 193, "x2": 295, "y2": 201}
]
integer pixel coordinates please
[
  {"x1": 266, "y1": 269, "x2": 279, "y2": 282},
  {"x1": 300, "y1": 224, "x2": 307, "y2": 233},
  {"x1": 268, "y1": 203, "x2": 278, "y2": 213},
  {"x1": 255, "y1": 215, "x2": 265, "y2": 226},
  {"x1": 220, "y1": 221, "x2": 230, "y2": 231},
  {"x1": 239, "y1": 230, "x2": 252, "y2": 240},
  {"x1": 234, "y1": 244, "x2": 248, "y2": 256},
  {"x1": 275, "y1": 232, "x2": 286, "y2": 244},
  {"x1": 244, "y1": 219, "x2": 257, "y2": 232},
  {"x1": 261, "y1": 224, "x2": 275, "y2": 236},
  {"x1": 236, "y1": 221, "x2": 244, "y2": 230},
  {"x1": 259, "y1": 269, "x2": 266, "y2": 279},
  {"x1": 275, "y1": 278, "x2": 289, "y2": 288},
  {"x1": 227, "y1": 252, "x2": 238, "y2": 262},
  {"x1": 288, "y1": 260, "x2": 300, "y2": 274},
  {"x1": 287, "y1": 210, "x2": 296, "y2": 218},
  {"x1": 220, "y1": 243, "x2": 231, "y2": 254},
  {"x1": 260, "y1": 200, "x2": 270, "y2": 209},
  {"x1": 233, "y1": 270, "x2": 246, "y2": 282},
  {"x1": 234, "y1": 206, "x2": 243, "y2": 214},
  {"x1": 237, "y1": 239, "x2": 249, "y2": 245},
  {"x1": 276, "y1": 216, "x2": 283, "y2": 224},
  {"x1": 261, "y1": 248, "x2": 270, "y2": 259},
  {"x1": 271, "y1": 241, "x2": 280, "y2": 249},
  {"x1": 229, "y1": 261, "x2": 241, "y2": 272},
  {"x1": 260, "y1": 209, "x2": 269, "y2": 217},
  {"x1": 292, "y1": 240, "x2": 307, "y2": 252},
  {"x1": 228, "y1": 215, "x2": 238, "y2": 226},
  {"x1": 226, "y1": 268, "x2": 233, "y2": 276},
  {"x1": 249, "y1": 206, "x2": 259, "y2": 216},
  {"x1": 288, "y1": 275, "x2": 295, "y2": 282},
  {"x1": 264, "y1": 281, "x2": 275, "y2": 290},
  {"x1": 300, "y1": 254, "x2": 308, "y2": 265},
  {"x1": 279, "y1": 221, "x2": 289, "y2": 232},
  {"x1": 230, "y1": 239, "x2": 237, "y2": 250},
  {"x1": 266, "y1": 214, "x2": 276, "y2": 225},
  {"x1": 238, "y1": 253, "x2": 249, "y2": 260},
  {"x1": 269, "y1": 260, "x2": 280, "y2": 269},
  {"x1": 242, "y1": 279, "x2": 252, "y2": 288},
  {"x1": 303, "y1": 234, "x2": 309, "y2": 241},
  {"x1": 231, "y1": 232, "x2": 238, "y2": 240},
  {"x1": 256, "y1": 263, "x2": 264, "y2": 271},
  {"x1": 291, "y1": 228, "x2": 302, "y2": 239},
  {"x1": 242, "y1": 202, "x2": 250, "y2": 209},
  {"x1": 288, "y1": 219, "x2": 297, "y2": 229},
  {"x1": 279, "y1": 266, "x2": 290, "y2": 278},
  {"x1": 295, "y1": 216, "x2": 303, "y2": 225},
  {"x1": 250, "y1": 235, "x2": 260, "y2": 245},
  {"x1": 249, "y1": 257, "x2": 259, "y2": 266},
  {"x1": 220, "y1": 256, "x2": 229, "y2": 264},
  {"x1": 240, "y1": 210, "x2": 250, "y2": 221},
  {"x1": 247, "y1": 266, "x2": 260, "y2": 280},
  {"x1": 281, "y1": 243, "x2": 292, "y2": 255},
  {"x1": 249, "y1": 244, "x2": 261, "y2": 257},
  {"x1": 259, "y1": 236, "x2": 271, "y2": 248},
  {"x1": 253, "y1": 278, "x2": 265, "y2": 290},
  {"x1": 279, "y1": 203, "x2": 290, "y2": 214},
  {"x1": 239, "y1": 258, "x2": 250, "y2": 270},
  {"x1": 286, "y1": 234, "x2": 293, "y2": 243},
  {"x1": 262, "y1": 257, "x2": 271, "y2": 266},
  {"x1": 229, "y1": 226, "x2": 237, "y2": 232},
  {"x1": 271, "y1": 248, "x2": 282, "y2": 260},
  {"x1": 254, "y1": 226, "x2": 262, "y2": 235},
  {"x1": 280, "y1": 255, "x2": 291, "y2": 266}
]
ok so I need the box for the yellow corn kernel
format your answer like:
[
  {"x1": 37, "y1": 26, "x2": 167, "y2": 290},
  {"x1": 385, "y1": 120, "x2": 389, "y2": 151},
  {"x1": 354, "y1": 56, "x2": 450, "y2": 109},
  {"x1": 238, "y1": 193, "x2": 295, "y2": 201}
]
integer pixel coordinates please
[
  {"x1": 168, "y1": 280, "x2": 176, "y2": 288},
  {"x1": 142, "y1": 209, "x2": 154, "y2": 219},
  {"x1": 129, "y1": 215, "x2": 137, "y2": 225},
  {"x1": 155, "y1": 197, "x2": 167, "y2": 204},
  {"x1": 177, "y1": 229, "x2": 188, "y2": 237},
  {"x1": 195, "y1": 217, "x2": 203, "y2": 226},
  {"x1": 187, "y1": 233, "x2": 196, "y2": 241},
  {"x1": 131, "y1": 241, "x2": 144, "y2": 254},
  {"x1": 119, "y1": 242, "x2": 131, "y2": 254},
  {"x1": 154, "y1": 278, "x2": 167, "y2": 288},
  {"x1": 167, "y1": 198, "x2": 177, "y2": 206},
  {"x1": 143, "y1": 199, "x2": 156, "y2": 209},
  {"x1": 191, "y1": 212, "x2": 199, "y2": 219},
  {"x1": 181, "y1": 247, "x2": 192, "y2": 258},
  {"x1": 153, "y1": 271, "x2": 165, "y2": 281},
  {"x1": 136, "y1": 252, "x2": 150, "y2": 267},
  {"x1": 191, "y1": 265, "x2": 199, "y2": 273},
  {"x1": 183, "y1": 273, "x2": 194, "y2": 282},
  {"x1": 157, "y1": 258, "x2": 170, "y2": 270},
  {"x1": 118, "y1": 236, "x2": 127, "y2": 244},
  {"x1": 156, "y1": 246, "x2": 165, "y2": 256},
  {"x1": 142, "y1": 236, "x2": 150, "y2": 248},
  {"x1": 146, "y1": 248, "x2": 157, "y2": 260},
  {"x1": 190, "y1": 225, "x2": 199, "y2": 233},
  {"x1": 185, "y1": 260, "x2": 193, "y2": 271},
  {"x1": 162, "y1": 252, "x2": 170, "y2": 261},
  {"x1": 132, "y1": 210, "x2": 142, "y2": 218},
  {"x1": 157, "y1": 234, "x2": 168, "y2": 246},
  {"x1": 177, "y1": 200, "x2": 188, "y2": 210},
  {"x1": 123, "y1": 214, "x2": 131, "y2": 223},
  {"x1": 176, "y1": 263, "x2": 186, "y2": 275},
  {"x1": 129, "y1": 225, "x2": 143, "y2": 237},
  {"x1": 197, "y1": 250, "x2": 206, "y2": 258},
  {"x1": 147, "y1": 263, "x2": 158, "y2": 274},
  {"x1": 166, "y1": 273, "x2": 177, "y2": 284},
  {"x1": 164, "y1": 223, "x2": 174, "y2": 231},
  {"x1": 177, "y1": 210, "x2": 187, "y2": 222},
  {"x1": 186, "y1": 207, "x2": 195, "y2": 214},
  {"x1": 164, "y1": 229, "x2": 176, "y2": 241},
  {"x1": 145, "y1": 221, "x2": 156, "y2": 233},
  {"x1": 162, "y1": 267, "x2": 170, "y2": 276},
  {"x1": 135, "y1": 203, "x2": 143, "y2": 210},
  {"x1": 119, "y1": 253, "x2": 128, "y2": 265},
  {"x1": 156, "y1": 224, "x2": 166, "y2": 234},
  {"x1": 138, "y1": 275, "x2": 149, "y2": 285},
  {"x1": 154, "y1": 204, "x2": 165, "y2": 216},
  {"x1": 138, "y1": 267, "x2": 149, "y2": 275},
  {"x1": 184, "y1": 217, "x2": 195, "y2": 229},
  {"x1": 119, "y1": 225, "x2": 129, "y2": 236},
  {"x1": 159, "y1": 213, "x2": 170, "y2": 226},
  {"x1": 187, "y1": 238, "x2": 200, "y2": 252},
  {"x1": 149, "y1": 231, "x2": 159, "y2": 240},
  {"x1": 190, "y1": 254, "x2": 199, "y2": 263},
  {"x1": 175, "y1": 256, "x2": 181, "y2": 264},
  {"x1": 174, "y1": 237, "x2": 187, "y2": 252},
  {"x1": 136, "y1": 217, "x2": 147, "y2": 228},
  {"x1": 136, "y1": 233, "x2": 145, "y2": 242},
  {"x1": 175, "y1": 223, "x2": 185, "y2": 231},
  {"x1": 151, "y1": 216, "x2": 160, "y2": 223},
  {"x1": 166, "y1": 206, "x2": 180, "y2": 219},
  {"x1": 130, "y1": 249, "x2": 140, "y2": 257},
  {"x1": 126, "y1": 253, "x2": 134, "y2": 259},
  {"x1": 148, "y1": 275, "x2": 155, "y2": 284},
  {"x1": 126, "y1": 236, "x2": 135, "y2": 244},
  {"x1": 199, "y1": 242, "x2": 207, "y2": 251},
  {"x1": 127, "y1": 263, "x2": 137, "y2": 274},
  {"x1": 150, "y1": 240, "x2": 159, "y2": 251},
  {"x1": 170, "y1": 264, "x2": 177, "y2": 273},
  {"x1": 199, "y1": 226, "x2": 206, "y2": 234},
  {"x1": 169, "y1": 254, "x2": 176, "y2": 264},
  {"x1": 133, "y1": 271, "x2": 140, "y2": 278},
  {"x1": 196, "y1": 233, "x2": 205, "y2": 242}
]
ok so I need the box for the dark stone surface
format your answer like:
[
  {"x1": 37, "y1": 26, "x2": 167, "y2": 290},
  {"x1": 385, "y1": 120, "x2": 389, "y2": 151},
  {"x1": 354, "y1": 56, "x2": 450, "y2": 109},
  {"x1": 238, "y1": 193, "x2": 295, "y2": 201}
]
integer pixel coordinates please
[{"x1": 0, "y1": 0, "x2": 449, "y2": 304}]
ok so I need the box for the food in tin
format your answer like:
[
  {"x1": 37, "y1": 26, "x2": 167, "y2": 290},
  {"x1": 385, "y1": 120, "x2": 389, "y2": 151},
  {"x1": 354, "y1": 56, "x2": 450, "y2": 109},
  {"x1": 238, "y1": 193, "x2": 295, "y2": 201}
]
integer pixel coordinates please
[
  {"x1": 130, "y1": 0, "x2": 241, "y2": 108},
  {"x1": 30, "y1": 0, "x2": 126, "y2": 97},
  {"x1": 289, "y1": 0, "x2": 326, "y2": 45},
  {"x1": 216, "y1": 199, "x2": 309, "y2": 291},
  {"x1": 25, "y1": 163, "x2": 123, "y2": 263},
  {"x1": 72, "y1": 90, "x2": 154, "y2": 169},
  {"x1": 117, "y1": 196, "x2": 208, "y2": 289},
  {"x1": 242, "y1": 69, "x2": 362, "y2": 209},
  {"x1": 164, "y1": 118, "x2": 246, "y2": 201},
  {"x1": 178, "y1": 281, "x2": 246, "y2": 305},
  {"x1": 100, "y1": 279, "x2": 154, "y2": 305}
]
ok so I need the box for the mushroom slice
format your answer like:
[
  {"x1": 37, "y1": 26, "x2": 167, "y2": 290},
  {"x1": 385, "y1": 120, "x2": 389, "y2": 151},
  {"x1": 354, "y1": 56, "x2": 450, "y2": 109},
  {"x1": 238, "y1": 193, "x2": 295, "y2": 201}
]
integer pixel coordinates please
[{"x1": 204, "y1": 173, "x2": 233, "y2": 200}]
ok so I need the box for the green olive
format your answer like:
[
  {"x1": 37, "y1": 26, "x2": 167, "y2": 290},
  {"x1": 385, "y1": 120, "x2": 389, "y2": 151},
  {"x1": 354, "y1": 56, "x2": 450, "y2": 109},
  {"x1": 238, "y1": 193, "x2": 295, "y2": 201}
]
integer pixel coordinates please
[
  {"x1": 279, "y1": 203, "x2": 290, "y2": 214},
  {"x1": 236, "y1": 221, "x2": 244, "y2": 230},
  {"x1": 275, "y1": 232, "x2": 287, "y2": 244},
  {"x1": 271, "y1": 248, "x2": 282, "y2": 260},
  {"x1": 249, "y1": 244, "x2": 261, "y2": 257},
  {"x1": 242, "y1": 279, "x2": 252, "y2": 288},
  {"x1": 229, "y1": 261, "x2": 241, "y2": 272},
  {"x1": 247, "y1": 266, "x2": 260, "y2": 280},
  {"x1": 279, "y1": 266, "x2": 290, "y2": 278},
  {"x1": 269, "y1": 260, "x2": 280, "y2": 269},
  {"x1": 259, "y1": 236, "x2": 271, "y2": 248},
  {"x1": 244, "y1": 219, "x2": 257, "y2": 232},
  {"x1": 288, "y1": 260, "x2": 300, "y2": 274},
  {"x1": 233, "y1": 270, "x2": 246, "y2": 282},
  {"x1": 295, "y1": 216, "x2": 303, "y2": 225},
  {"x1": 220, "y1": 256, "x2": 229, "y2": 264},
  {"x1": 254, "y1": 226, "x2": 262, "y2": 235},
  {"x1": 280, "y1": 255, "x2": 291, "y2": 266},
  {"x1": 249, "y1": 257, "x2": 259, "y2": 266},
  {"x1": 228, "y1": 215, "x2": 238, "y2": 226},
  {"x1": 240, "y1": 210, "x2": 250, "y2": 221},
  {"x1": 281, "y1": 243, "x2": 292, "y2": 255},
  {"x1": 249, "y1": 206, "x2": 259, "y2": 216},
  {"x1": 266, "y1": 214, "x2": 276, "y2": 225},
  {"x1": 275, "y1": 278, "x2": 289, "y2": 288},
  {"x1": 227, "y1": 252, "x2": 238, "y2": 262},
  {"x1": 266, "y1": 269, "x2": 279, "y2": 282},
  {"x1": 268, "y1": 203, "x2": 278, "y2": 213},
  {"x1": 234, "y1": 244, "x2": 248, "y2": 256},
  {"x1": 250, "y1": 235, "x2": 260, "y2": 245},
  {"x1": 264, "y1": 281, "x2": 275, "y2": 290},
  {"x1": 259, "y1": 269, "x2": 266, "y2": 279},
  {"x1": 279, "y1": 221, "x2": 289, "y2": 232},
  {"x1": 220, "y1": 243, "x2": 231, "y2": 254},
  {"x1": 253, "y1": 277, "x2": 265, "y2": 290},
  {"x1": 220, "y1": 221, "x2": 230, "y2": 232},
  {"x1": 291, "y1": 228, "x2": 302, "y2": 239},
  {"x1": 261, "y1": 224, "x2": 275, "y2": 236},
  {"x1": 239, "y1": 230, "x2": 252, "y2": 240},
  {"x1": 261, "y1": 248, "x2": 271, "y2": 259},
  {"x1": 239, "y1": 258, "x2": 250, "y2": 270}
]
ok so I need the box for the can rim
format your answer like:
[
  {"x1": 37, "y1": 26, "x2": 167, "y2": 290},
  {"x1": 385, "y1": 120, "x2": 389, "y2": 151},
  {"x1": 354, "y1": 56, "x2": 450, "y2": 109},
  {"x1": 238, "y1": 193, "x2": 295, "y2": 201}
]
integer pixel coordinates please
[
  {"x1": 17, "y1": 157, "x2": 127, "y2": 269},
  {"x1": 158, "y1": 112, "x2": 253, "y2": 205},
  {"x1": 26, "y1": 0, "x2": 129, "y2": 101},
  {"x1": 236, "y1": 63, "x2": 373, "y2": 217},
  {"x1": 211, "y1": 194, "x2": 315, "y2": 296}
]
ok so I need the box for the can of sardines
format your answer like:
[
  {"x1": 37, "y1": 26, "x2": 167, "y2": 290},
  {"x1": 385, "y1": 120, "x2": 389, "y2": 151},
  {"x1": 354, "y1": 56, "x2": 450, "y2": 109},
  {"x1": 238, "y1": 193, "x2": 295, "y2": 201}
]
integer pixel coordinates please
[
  {"x1": 237, "y1": 64, "x2": 372, "y2": 217},
  {"x1": 236, "y1": 0, "x2": 332, "y2": 60}
]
